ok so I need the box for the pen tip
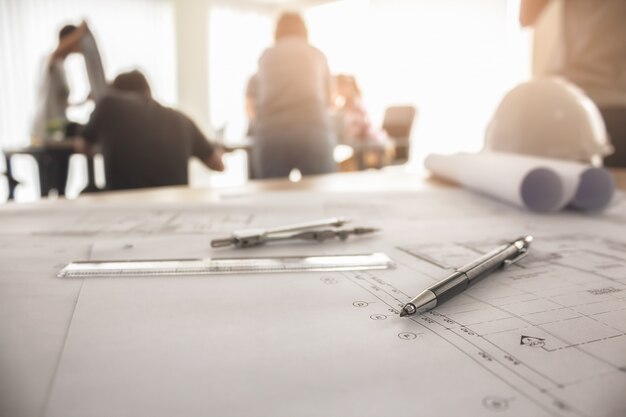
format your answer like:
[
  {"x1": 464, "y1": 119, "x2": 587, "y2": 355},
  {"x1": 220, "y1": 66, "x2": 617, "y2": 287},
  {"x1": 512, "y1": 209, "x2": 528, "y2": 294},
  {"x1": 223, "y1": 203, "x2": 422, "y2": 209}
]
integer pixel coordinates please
[{"x1": 399, "y1": 304, "x2": 416, "y2": 317}]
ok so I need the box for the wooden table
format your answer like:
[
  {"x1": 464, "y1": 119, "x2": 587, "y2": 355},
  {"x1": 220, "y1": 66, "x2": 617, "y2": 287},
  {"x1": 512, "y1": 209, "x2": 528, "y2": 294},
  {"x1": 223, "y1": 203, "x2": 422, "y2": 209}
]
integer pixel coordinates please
[{"x1": 71, "y1": 167, "x2": 626, "y2": 204}]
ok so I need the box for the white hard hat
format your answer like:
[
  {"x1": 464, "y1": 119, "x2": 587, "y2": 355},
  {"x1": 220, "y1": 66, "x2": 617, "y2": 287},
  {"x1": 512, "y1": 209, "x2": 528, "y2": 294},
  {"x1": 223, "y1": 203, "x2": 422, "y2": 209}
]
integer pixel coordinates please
[{"x1": 484, "y1": 77, "x2": 613, "y2": 165}]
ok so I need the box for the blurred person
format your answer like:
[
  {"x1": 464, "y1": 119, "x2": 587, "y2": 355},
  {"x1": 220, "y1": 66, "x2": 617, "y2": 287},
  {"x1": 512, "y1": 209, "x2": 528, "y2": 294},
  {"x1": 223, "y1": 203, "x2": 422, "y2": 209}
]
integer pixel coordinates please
[
  {"x1": 79, "y1": 70, "x2": 224, "y2": 190},
  {"x1": 249, "y1": 12, "x2": 336, "y2": 178},
  {"x1": 333, "y1": 74, "x2": 387, "y2": 143},
  {"x1": 520, "y1": 0, "x2": 626, "y2": 167},
  {"x1": 32, "y1": 21, "x2": 104, "y2": 143},
  {"x1": 245, "y1": 73, "x2": 258, "y2": 137}
]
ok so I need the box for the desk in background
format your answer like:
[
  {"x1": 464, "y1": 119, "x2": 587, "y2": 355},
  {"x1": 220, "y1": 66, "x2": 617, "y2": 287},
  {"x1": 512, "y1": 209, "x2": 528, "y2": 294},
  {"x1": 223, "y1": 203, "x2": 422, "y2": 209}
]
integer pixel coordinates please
[{"x1": 3, "y1": 141, "x2": 98, "y2": 199}]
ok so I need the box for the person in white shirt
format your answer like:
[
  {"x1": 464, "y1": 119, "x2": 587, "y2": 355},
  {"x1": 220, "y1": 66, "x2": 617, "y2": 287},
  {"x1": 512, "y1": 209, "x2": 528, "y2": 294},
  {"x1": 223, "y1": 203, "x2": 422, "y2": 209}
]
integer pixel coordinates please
[
  {"x1": 520, "y1": 0, "x2": 626, "y2": 167},
  {"x1": 31, "y1": 21, "x2": 99, "y2": 143}
]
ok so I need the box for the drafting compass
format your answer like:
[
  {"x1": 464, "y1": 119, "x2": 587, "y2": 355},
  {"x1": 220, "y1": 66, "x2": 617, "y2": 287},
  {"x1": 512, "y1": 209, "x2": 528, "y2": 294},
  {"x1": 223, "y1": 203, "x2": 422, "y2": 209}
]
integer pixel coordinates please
[{"x1": 210, "y1": 217, "x2": 378, "y2": 249}]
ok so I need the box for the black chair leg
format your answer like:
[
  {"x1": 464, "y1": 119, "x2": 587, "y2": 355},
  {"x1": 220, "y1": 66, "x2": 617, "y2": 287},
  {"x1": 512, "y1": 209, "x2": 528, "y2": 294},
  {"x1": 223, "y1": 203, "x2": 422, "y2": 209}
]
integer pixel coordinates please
[
  {"x1": 4, "y1": 155, "x2": 19, "y2": 200},
  {"x1": 82, "y1": 155, "x2": 100, "y2": 193}
]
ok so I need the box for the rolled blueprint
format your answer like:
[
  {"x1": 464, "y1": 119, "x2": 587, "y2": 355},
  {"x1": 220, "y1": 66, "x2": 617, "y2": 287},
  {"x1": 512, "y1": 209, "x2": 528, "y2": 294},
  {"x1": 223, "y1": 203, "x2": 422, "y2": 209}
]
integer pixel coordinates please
[
  {"x1": 549, "y1": 161, "x2": 614, "y2": 211},
  {"x1": 425, "y1": 152, "x2": 615, "y2": 212},
  {"x1": 80, "y1": 28, "x2": 107, "y2": 101}
]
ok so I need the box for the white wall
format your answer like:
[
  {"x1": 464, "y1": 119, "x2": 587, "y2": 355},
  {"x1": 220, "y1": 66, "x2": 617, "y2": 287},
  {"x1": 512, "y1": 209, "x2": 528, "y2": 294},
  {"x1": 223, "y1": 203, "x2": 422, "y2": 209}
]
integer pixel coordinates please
[
  {"x1": 174, "y1": 0, "x2": 211, "y2": 132},
  {"x1": 207, "y1": 2, "x2": 274, "y2": 140}
]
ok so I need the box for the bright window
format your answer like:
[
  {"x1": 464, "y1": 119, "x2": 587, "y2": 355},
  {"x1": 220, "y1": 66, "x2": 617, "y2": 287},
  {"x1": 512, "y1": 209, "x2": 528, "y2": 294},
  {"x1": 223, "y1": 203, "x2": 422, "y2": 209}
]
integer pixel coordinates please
[{"x1": 208, "y1": 5, "x2": 273, "y2": 141}]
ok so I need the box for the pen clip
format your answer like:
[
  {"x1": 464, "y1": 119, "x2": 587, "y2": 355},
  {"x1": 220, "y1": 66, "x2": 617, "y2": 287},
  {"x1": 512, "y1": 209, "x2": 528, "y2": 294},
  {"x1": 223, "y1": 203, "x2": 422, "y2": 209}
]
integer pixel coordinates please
[{"x1": 503, "y1": 249, "x2": 528, "y2": 268}]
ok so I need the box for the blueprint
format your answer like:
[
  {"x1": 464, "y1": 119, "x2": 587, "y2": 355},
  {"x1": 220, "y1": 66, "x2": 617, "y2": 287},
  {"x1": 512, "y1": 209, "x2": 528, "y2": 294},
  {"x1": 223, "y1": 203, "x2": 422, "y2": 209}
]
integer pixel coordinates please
[{"x1": 1, "y1": 188, "x2": 625, "y2": 417}]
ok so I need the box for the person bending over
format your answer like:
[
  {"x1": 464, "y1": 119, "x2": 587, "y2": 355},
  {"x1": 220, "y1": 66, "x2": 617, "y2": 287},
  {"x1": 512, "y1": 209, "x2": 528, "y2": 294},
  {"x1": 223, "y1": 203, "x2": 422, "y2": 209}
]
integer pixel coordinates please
[
  {"x1": 80, "y1": 70, "x2": 224, "y2": 190},
  {"x1": 249, "y1": 12, "x2": 336, "y2": 178}
]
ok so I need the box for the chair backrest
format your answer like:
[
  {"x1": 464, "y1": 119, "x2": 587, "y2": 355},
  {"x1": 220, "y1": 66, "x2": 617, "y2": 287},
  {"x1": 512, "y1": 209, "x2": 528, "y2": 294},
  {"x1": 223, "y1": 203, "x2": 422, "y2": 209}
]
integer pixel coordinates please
[
  {"x1": 382, "y1": 105, "x2": 416, "y2": 140},
  {"x1": 382, "y1": 105, "x2": 417, "y2": 163}
]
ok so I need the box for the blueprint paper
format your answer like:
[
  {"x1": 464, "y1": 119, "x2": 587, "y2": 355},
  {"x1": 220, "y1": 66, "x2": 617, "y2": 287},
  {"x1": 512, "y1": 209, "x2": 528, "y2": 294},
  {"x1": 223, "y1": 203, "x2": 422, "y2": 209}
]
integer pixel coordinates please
[
  {"x1": 0, "y1": 235, "x2": 88, "y2": 417},
  {"x1": 425, "y1": 152, "x2": 615, "y2": 212},
  {"x1": 37, "y1": 190, "x2": 626, "y2": 417}
]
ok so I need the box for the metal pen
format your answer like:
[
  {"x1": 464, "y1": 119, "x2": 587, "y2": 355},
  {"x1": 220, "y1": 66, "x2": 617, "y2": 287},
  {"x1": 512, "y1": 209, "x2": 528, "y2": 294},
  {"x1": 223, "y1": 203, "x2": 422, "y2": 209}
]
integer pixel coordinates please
[{"x1": 400, "y1": 236, "x2": 533, "y2": 317}]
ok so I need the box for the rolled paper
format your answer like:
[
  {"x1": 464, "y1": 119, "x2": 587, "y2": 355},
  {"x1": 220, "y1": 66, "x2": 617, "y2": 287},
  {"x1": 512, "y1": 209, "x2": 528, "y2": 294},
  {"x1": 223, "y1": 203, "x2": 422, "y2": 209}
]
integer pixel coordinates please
[
  {"x1": 425, "y1": 151, "x2": 615, "y2": 212},
  {"x1": 543, "y1": 162, "x2": 615, "y2": 211}
]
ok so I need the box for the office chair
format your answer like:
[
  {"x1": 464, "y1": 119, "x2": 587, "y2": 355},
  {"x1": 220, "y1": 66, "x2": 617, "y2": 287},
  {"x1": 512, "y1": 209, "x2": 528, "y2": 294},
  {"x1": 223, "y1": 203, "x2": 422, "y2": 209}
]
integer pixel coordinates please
[{"x1": 382, "y1": 105, "x2": 417, "y2": 164}]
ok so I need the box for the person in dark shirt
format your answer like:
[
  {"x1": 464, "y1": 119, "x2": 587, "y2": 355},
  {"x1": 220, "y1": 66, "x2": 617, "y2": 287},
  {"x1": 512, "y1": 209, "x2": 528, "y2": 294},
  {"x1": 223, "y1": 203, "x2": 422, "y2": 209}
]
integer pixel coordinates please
[{"x1": 81, "y1": 70, "x2": 224, "y2": 190}]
